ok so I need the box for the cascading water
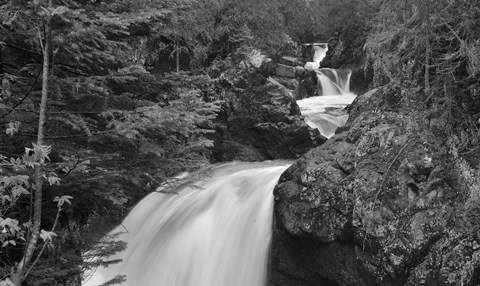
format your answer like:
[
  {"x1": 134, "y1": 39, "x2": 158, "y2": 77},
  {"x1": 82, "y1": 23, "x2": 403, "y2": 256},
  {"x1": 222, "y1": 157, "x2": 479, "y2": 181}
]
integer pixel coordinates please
[
  {"x1": 303, "y1": 44, "x2": 352, "y2": 96},
  {"x1": 83, "y1": 161, "x2": 291, "y2": 286},
  {"x1": 300, "y1": 45, "x2": 356, "y2": 138},
  {"x1": 297, "y1": 94, "x2": 356, "y2": 138},
  {"x1": 316, "y1": 68, "x2": 352, "y2": 96},
  {"x1": 83, "y1": 43, "x2": 356, "y2": 286}
]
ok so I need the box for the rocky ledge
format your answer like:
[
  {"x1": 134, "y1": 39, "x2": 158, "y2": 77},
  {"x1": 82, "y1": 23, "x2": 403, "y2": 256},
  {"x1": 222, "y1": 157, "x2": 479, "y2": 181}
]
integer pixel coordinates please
[
  {"x1": 271, "y1": 88, "x2": 480, "y2": 285},
  {"x1": 215, "y1": 52, "x2": 323, "y2": 161}
]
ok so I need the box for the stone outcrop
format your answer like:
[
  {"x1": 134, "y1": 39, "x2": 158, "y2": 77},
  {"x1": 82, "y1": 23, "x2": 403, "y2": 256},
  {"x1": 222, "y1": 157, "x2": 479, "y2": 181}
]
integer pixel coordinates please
[
  {"x1": 215, "y1": 52, "x2": 323, "y2": 161},
  {"x1": 276, "y1": 63, "x2": 297, "y2": 78},
  {"x1": 216, "y1": 74, "x2": 325, "y2": 160},
  {"x1": 271, "y1": 88, "x2": 480, "y2": 285}
]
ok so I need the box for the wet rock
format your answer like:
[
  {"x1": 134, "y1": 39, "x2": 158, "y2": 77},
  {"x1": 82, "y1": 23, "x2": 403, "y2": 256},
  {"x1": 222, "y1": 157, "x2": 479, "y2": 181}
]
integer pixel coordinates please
[
  {"x1": 272, "y1": 76, "x2": 299, "y2": 91},
  {"x1": 296, "y1": 70, "x2": 318, "y2": 100},
  {"x1": 295, "y1": 66, "x2": 306, "y2": 77},
  {"x1": 218, "y1": 72, "x2": 320, "y2": 160},
  {"x1": 276, "y1": 64, "x2": 297, "y2": 78},
  {"x1": 271, "y1": 88, "x2": 480, "y2": 285},
  {"x1": 214, "y1": 140, "x2": 267, "y2": 162},
  {"x1": 280, "y1": 56, "x2": 303, "y2": 67},
  {"x1": 260, "y1": 58, "x2": 276, "y2": 76}
]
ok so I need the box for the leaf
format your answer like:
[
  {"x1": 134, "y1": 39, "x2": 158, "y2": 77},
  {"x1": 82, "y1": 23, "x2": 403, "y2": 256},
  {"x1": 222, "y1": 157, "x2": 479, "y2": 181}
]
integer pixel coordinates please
[
  {"x1": 0, "y1": 218, "x2": 20, "y2": 233},
  {"x1": 0, "y1": 278, "x2": 16, "y2": 286},
  {"x1": 2, "y1": 195, "x2": 11, "y2": 203},
  {"x1": 38, "y1": 6, "x2": 51, "y2": 17},
  {"x1": 40, "y1": 229, "x2": 57, "y2": 243},
  {"x1": 52, "y1": 6, "x2": 69, "y2": 16},
  {"x1": 11, "y1": 185, "x2": 30, "y2": 200},
  {"x1": 53, "y1": 195, "x2": 73, "y2": 208},
  {"x1": 47, "y1": 175, "x2": 61, "y2": 186},
  {"x1": 29, "y1": 143, "x2": 51, "y2": 162},
  {"x1": 5, "y1": 121, "x2": 20, "y2": 136}
]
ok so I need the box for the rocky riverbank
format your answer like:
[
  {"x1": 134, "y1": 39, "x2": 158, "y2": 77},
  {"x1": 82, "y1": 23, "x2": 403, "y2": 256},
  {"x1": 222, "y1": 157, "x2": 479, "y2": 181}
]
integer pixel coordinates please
[
  {"x1": 214, "y1": 51, "x2": 323, "y2": 161},
  {"x1": 271, "y1": 87, "x2": 480, "y2": 285}
]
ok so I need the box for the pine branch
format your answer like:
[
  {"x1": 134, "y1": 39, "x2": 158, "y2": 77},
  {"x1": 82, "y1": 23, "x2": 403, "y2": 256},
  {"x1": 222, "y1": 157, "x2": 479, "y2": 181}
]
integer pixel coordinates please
[{"x1": 0, "y1": 69, "x2": 42, "y2": 120}]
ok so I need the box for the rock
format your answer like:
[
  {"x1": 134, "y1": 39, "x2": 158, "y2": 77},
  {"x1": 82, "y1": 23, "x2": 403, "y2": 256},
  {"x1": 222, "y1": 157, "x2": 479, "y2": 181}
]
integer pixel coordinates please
[
  {"x1": 260, "y1": 58, "x2": 276, "y2": 76},
  {"x1": 214, "y1": 140, "x2": 267, "y2": 161},
  {"x1": 271, "y1": 88, "x2": 480, "y2": 285},
  {"x1": 296, "y1": 70, "x2": 318, "y2": 100},
  {"x1": 280, "y1": 56, "x2": 302, "y2": 67},
  {"x1": 271, "y1": 76, "x2": 299, "y2": 91},
  {"x1": 247, "y1": 49, "x2": 267, "y2": 68},
  {"x1": 276, "y1": 63, "x2": 297, "y2": 78},
  {"x1": 218, "y1": 71, "x2": 320, "y2": 159},
  {"x1": 295, "y1": 66, "x2": 306, "y2": 77}
]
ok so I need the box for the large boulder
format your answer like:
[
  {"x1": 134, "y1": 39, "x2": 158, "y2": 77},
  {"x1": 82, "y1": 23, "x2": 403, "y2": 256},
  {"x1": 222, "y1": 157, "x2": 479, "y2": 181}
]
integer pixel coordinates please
[
  {"x1": 217, "y1": 75, "x2": 323, "y2": 159},
  {"x1": 271, "y1": 88, "x2": 480, "y2": 285}
]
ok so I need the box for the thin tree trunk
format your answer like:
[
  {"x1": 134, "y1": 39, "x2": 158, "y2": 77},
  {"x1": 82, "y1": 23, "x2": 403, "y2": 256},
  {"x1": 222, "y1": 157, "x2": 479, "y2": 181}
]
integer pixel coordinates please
[
  {"x1": 425, "y1": 40, "x2": 431, "y2": 95},
  {"x1": 11, "y1": 2, "x2": 51, "y2": 284},
  {"x1": 424, "y1": 0, "x2": 431, "y2": 96},
  {"x1": 176, "y1": 42, "x2": 180, "y2": 73},
  {"x1": 0, "y1": 46, "x2": 3, "y2": 76}
]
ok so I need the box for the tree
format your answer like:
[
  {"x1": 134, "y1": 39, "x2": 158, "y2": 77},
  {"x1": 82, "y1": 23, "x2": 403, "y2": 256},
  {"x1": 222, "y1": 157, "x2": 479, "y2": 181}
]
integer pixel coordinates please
[
  {"x1": 0, "y1": 0, "x2": 179, "y2": 284},
  {"x1": 366, "y1": 0, "x2": 480, "y2": 154}
]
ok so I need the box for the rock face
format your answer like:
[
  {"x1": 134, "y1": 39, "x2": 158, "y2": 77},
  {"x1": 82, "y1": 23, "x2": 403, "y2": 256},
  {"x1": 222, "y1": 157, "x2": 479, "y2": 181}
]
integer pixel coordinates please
[
  {"x1": 216, "y1": 75, "x2": 324, "y2": 160},
  {"x1": 215, "y1": 53, "x2": 322, "y2": 160},
  {"x1": 271, "y1": 88, "x2": 480, "y2": 285}
]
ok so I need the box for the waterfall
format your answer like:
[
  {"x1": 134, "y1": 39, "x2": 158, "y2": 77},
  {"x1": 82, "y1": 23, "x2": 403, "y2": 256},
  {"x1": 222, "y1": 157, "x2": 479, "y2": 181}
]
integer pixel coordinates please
[
  {"x1": 82, "y1": 42, "x2": 357, "y2": 286},
  {"x1": 298, "y1": 44, "x2": 356, "y2": 137},
  {"x1": 312, "y1": 45, "x2": 327, "y2": 65},
  {"x1": 304, "y1": 43, "x2": 327, "y2": 71},
  {"x1": 316, "y1": 68, "x2": 352, "y2": 96},
  {"x1": 297, "y1": 94, "x2": 356, "y2": 138},
  {"x1": 303, "y1": 44, "x2": 352, "y2": 96},
  {"x1": 83, "y1": 161, "x2": 291, "y2": 286}
]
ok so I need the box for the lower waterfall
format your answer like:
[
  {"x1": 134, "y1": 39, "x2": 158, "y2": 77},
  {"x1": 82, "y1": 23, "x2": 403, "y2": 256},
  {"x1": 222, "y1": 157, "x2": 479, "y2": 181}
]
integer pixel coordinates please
[
  {"x1": 82, "y1": 44, "x2": 356, "y2": 286},
  {"x1": 83, "y1": 161, "x2": 291, "y2": 286}
]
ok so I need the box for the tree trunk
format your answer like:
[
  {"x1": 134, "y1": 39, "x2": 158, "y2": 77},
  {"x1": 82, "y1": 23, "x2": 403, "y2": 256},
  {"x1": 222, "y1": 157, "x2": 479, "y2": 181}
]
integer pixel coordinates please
[
  {"x1": 176, "y1": 42, "x2": 180, "y2": 73},
  {"x1": 425, "y1": 40, "x2": 431, "y2": 95},
  {"x1": 424, "y1": 0, "x2": 431, "y2": 97},
  {"x1": 10, "y1": 2, "x2": 51, "y2": 284},
  {"x1": 0, "y1": 46, "x2": 3, "y2": 76}
]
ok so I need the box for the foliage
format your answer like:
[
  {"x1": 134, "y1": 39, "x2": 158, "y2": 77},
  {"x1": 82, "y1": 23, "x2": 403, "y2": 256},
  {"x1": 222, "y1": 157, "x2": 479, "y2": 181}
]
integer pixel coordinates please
[
  {"x1": 0, "y1": 144, "x2": 73, "y2": 283},
  {"x1": 366, "y1": 0, "x2": 480, "y2": 156},
  {"x1": 0, "y1": 0, "x2": 224, "y2": 284},
  {"x1": 105, "y1": 88, "x2": 221, "y2": 160},
  {"x1": 0, "y1": 0, "x2": 417, "y2": 284}
]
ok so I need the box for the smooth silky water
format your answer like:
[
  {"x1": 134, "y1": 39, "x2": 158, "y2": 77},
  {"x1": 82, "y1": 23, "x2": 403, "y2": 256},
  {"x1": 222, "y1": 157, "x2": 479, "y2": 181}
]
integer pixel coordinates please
[
  {"x1": 300, "y1": 45, "x2": 356, "y2": 138},
  {"x1": 83, "y1": 161, "x2": 291, "y2": 286},
  {"x1": 83, "y1": 45, "x2": 354, "y2": 286}
]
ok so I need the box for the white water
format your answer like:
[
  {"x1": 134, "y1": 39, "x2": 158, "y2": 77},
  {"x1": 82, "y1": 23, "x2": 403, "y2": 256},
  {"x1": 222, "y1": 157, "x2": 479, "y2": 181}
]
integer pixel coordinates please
[
  {"x1": 304, "y1": 44, "x2": 327, "y2": 71},
  {"x1": 316, "y1": 68, "x2": 352, "y2": 96},
  {"x1": 83, "y1": 43, "x2": 356, "y2": 286},
  {"x1": 83, "y1": 161, "x2": 291, "y2": 286},
  {"x1": 297, "y1": 94, "x2": 356, "y2": 138},
  {"x1": 303, "y1": 45, "x2": 352, "y2": 97},
  {"x1": 299, "y1": 46, "x2": 356, "y2": 138}
]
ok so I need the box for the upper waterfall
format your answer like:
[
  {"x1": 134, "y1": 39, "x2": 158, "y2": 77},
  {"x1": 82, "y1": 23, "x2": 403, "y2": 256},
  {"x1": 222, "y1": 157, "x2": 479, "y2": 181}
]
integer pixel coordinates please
[
  {"x1": 298, "y1": 44, "x2": 356, "y2": 137},
  {"x1": 316, "y1": 68, "x2": 352, "y2": 96},
  {"x1": 303, "y1": 44, "x2": 352, "y2": 96}
]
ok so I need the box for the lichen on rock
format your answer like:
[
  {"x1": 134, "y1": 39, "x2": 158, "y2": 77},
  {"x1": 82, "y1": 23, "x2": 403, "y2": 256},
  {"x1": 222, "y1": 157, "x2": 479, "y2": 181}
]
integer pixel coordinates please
[{"x1": 271, "y1": 88, "x2": 480, "y2": 285}]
